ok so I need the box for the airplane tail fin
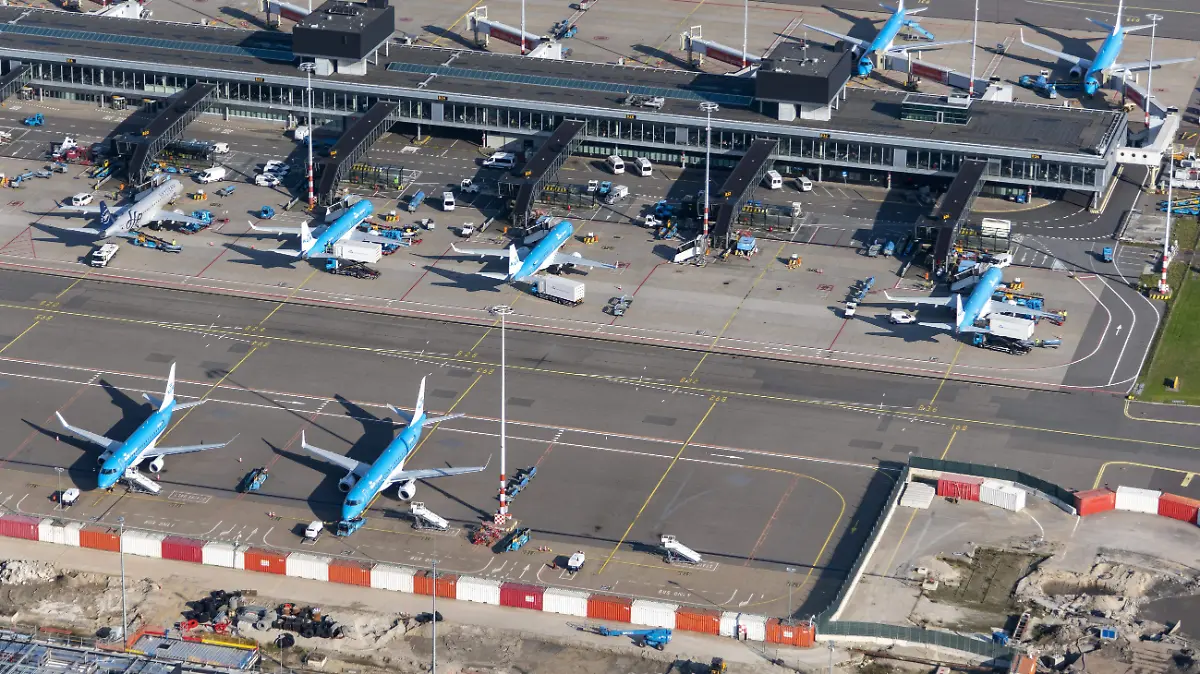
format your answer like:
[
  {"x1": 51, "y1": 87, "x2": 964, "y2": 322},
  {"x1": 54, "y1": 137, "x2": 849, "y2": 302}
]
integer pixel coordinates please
[
  {"x1": 99, "y1": 202, "x2": 113, "y2": 229},
  {"x1": 413, "y1": 376, "x2": 426, "y2": 423},
  {"x1": 299, "y1": 221, "x2": 316, "y2": 256},
  {"x1": 507, "y1": 244, "x2": 521, "y2": 278},
  {"x1": 954, "y1": 294, "x2": 964, "y2": 330},
  {"x1": 163, "y1": 363, "x2": 177, "y2": 408}
]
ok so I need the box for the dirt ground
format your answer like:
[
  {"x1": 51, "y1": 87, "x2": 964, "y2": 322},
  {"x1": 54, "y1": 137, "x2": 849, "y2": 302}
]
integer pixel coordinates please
[{"x1": 0, "y1": 559, "x2": 780, "y2": 674}]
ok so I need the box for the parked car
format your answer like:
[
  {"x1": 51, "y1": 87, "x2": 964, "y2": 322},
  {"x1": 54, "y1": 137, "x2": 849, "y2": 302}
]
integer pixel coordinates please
[{"x1": 254, "y1": 173, "x2": 281, "y2": 187}]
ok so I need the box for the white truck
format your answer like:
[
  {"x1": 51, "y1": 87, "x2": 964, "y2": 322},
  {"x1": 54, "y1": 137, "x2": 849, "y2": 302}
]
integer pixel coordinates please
[
  {"x1": 332, "y1": 240, "x2": 383, "y2": 264},
  {"x1": 533, "y1": 276, "x2": 584, "y2": 306},
  {"x1": 89, "y1": 243, "x2": 119, "y2": 268},
  {"x1": 293, "y1": 126, "x2": 310, "y2": 142}
]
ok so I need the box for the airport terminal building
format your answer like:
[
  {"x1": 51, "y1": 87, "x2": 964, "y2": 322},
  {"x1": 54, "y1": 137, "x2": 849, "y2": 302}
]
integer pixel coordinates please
[{"x1": 0, "y1": 5, "x2": 1126, "y2": 206}]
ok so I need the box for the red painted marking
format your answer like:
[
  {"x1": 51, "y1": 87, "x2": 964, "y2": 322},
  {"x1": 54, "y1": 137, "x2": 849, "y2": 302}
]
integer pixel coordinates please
[
  {"x1": 0, "y1": 384, "x2": 91, "y2": 468},
  {"x1": 400, "y1": 244, "x2": 453, "y2": 302},
  {"x1": 609, "y1": 261, "x2": 664, "y2": 326},
  {"x1": 827, "y1": 317, "x2": 849, "y2": 351},
  {"x1": 744, "y1": 474, "x2": 799, "y2": 566}
]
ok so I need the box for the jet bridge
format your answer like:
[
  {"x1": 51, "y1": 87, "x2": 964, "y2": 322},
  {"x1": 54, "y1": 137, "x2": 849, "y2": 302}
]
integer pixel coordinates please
[
  {"x1": 498, "y1": 119, "x2": 584, "y2": 226},
  {"x1": 315, "y1": 100, "x2": 398, "y2": 206},
  {"x1": 126, "y1": 83, "x2": 217, "y2": 183},
  {"x1": 710, "y1": 138, "x2": 776, "y2": 245},
  {"x1": 930, "y1": 158, "x2": 988, "y2": 274},
  {"x1": 0, "y1": 65, "x2": 31, "y2": 104}
]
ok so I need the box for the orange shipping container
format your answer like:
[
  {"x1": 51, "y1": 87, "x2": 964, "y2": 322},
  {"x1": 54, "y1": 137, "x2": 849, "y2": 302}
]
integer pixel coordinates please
[
  {"x1": 765, "y1": 619, "x2": 816, "y2": 647},
  {"x1": 413, "y1": 571, "x2": 458, "y2": 598},
  {"x1": 329, "y1": 560, "x2": 373, "y2": 587},
  {"x1": 1158, "y1": 493, "x2": 1200, "y2": 523},
  {"x1": 674, "y1": 607, "x2": 720, "y2": 635},
  {"x1": 587, "y1": 595, "x2": 633, "y2": 623},
  {"x1": 244, "y1": 548, "x2": 287, "y2": 575},
  {"x1": 79, "y1": 525, "x2": 121, "y2": 552},
  {"x1": 1074, "y1": 488, "x2": 1116, "y2": 516}
]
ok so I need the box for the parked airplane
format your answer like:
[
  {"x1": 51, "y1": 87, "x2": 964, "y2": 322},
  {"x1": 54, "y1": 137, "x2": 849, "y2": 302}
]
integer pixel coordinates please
[
  {"x1": 56, "y1": 179, "x2": 208, "y2": 238},
  {"x1": 55, "y1": 364, "x2": 234, "y2": 493},
  {"x1": 249, "y1": 198, "x2": 397, "y2": 259},
  {"x1": 451, "y1": 220, "x2": 617, "y2": 282},
  {"x1": 299, "y1": 377, "x2": 489, "y2": 534},
  {"x1": 802, "y1": 0, "x2": 967, "y2": 78},
  {"x1": 1020, "y1": 0, "x2": 1194, "y2": 95},
  {"x1": 885, "y1": 254, "x2": 1061, "y2": 333}
]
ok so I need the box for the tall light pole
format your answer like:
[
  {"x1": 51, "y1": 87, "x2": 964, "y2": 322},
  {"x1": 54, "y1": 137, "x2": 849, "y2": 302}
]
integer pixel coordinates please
[
  {"x1": 741, "y1": 0, "x2": 748, "y2": 69},
  {"x1": 431, "y1": 559, "x2": 439, "y2": 673},
  {"x1": 117, "y1": 516, "x2": 127, "y2": 648},
  {"x1": 699, "y1": 102, "x2": 719, "y2": 253},
  {"x1": 521, "y1": 0, "x2": 526, "y2": 55},
  {"x1": 54, "y1": 467, "x2": 63, "y2": 509},
  {"x1": 490, "y1": 305, "x2": 513, "y2": 523},
  {"x1": 1145, "y1": 14, "x2": 1162, "y2": 129},
  {"x1": 1161, "y1": 154, "x2": 1174, "y2": 294},
  {"x1": 968, "y1": 0, "x2": 979, "y2": 98},
  {"x1": 299, "y1": 62, "x2": 316, "y2": 211},
  {"x1": 785, "y1": 566, "x2": 796, "y2": 625}
]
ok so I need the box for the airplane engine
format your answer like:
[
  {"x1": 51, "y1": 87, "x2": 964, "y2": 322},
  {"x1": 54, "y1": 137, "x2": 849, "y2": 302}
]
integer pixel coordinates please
[
  {"x1": 338, "y1": 474, "x2": 358, "y2": 492},
  {"x1": 98, "y1": 451, "x2": 112, "y2": 464},
  {"x1": 1069, "y1": 65, "x2": 1083, "y2": 79},
  {"x1": 147, "y1": 456, "x2": 164, "y2": 474},
  {"x1": 397, "y1": 480, "x2": 417, "y2": 501}
]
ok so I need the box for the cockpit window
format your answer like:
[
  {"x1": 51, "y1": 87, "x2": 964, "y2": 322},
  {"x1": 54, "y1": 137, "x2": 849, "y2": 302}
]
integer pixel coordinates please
[
  {"x1": 101, "y1": 468, "x2": 118, "y2": 475},
  {"x1": 347, "y1": 499, "x2": 360, "y2": 506}
]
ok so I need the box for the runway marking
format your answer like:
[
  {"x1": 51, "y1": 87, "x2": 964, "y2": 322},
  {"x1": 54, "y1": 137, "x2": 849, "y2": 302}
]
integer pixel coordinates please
[
  {"x1": 599, "y1": 401, "x2": 717, "y2": 574},
  {"x1": 881, "y1": 430, "x2": 956, "y2": 577},
  {"x1": 162, "y1": 345, "x2": 260, "y2": 440},
  {"x1": 688, "y1": 240, "x2": 789, "y2": 378},
  {"x1": 467, "y1": 292, "x2": 524, "y2": 354},
  {"x1": 259, "y1": 269, "x2": 319, "y2": 325},
  {"x1": 1123, "y1": 399, "x2": 1200, "y2": 427},
  {"x1": 744, "y1": 474, "x2": 799, "y2": 566},
  {"x1": 1091, "y1": 460, "x2": 1192, "y2": 490},
  {"x1": 54, "y1": 277, "x2": 85, "y2": 300},
  {"x1": 0, "y1": 319, "x2": 42, "y2": 355},
  {"x1": 927, "y1": 343, "x2": 964, "y2": 409}
]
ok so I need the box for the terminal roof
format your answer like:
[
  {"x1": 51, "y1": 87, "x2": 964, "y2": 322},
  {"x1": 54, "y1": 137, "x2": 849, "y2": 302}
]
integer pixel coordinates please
[{"x1": 0, "y1": 8, "x2": 1121, "y2": 157}]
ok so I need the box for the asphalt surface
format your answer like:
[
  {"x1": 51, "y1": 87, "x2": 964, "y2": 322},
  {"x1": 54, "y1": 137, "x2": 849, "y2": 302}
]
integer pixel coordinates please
[{"x1": 768, "y1": 0, "x2": 1200, "y2": 42}]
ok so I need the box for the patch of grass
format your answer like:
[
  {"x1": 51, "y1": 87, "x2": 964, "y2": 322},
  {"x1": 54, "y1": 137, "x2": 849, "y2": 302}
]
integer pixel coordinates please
[{"x1": 1139, "y1": 271, "x2": 1200, "y2": 404}]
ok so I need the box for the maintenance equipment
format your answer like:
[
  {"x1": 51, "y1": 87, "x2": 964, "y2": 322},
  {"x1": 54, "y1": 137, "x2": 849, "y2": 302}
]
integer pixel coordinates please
[
  {"x1": 23, "y1": 113, "x2": 44, "y2": 126},
  {"x1": 336, "y1": 518, "x2": 365, "y2": 537},
  {"x1": 608, "y1": 295, "x2": 633, "y2": 317},
  {"x1": 661, "y1": 534, "x2": 703, "y2": 565},
  {"x1": 259, "y1": 205, "x2": 276, "y2": 219},
  {"x1": 303, "y1": 520, "x2": 323, "y2": 544},
  {"x1": 406, "y1": 190, "x2": 425, "y2": 212},
  {"x1": 215, "y1": 185, "x2": 236, "y2": 197},
  {"x1": 324, "y1": 259, "x2": 381, "y2": 279},
  {"x1": 970, "y1": 333, "x2": 1031, "y2": 355},
  {"x1": 710, "y1": 658, "x2": 727, "y2": 674},
  {"x1": 596, "y1": 627, "x2": 672, "y2": 650},
  {"x1": 503, "y1": 527, "x2": 532, "y2": 552},
  {"x1": 566, "y1": 550, "x2": 585, "y2": 574},
  {"x1": 127, "y1": 232, "x2": 182, "y2": 252},
  {"x1": 240, "y1": 467, "x2": 269, "y2": 492},
  {"x1": 1018, "y1": 70, "x2": 1058, "y2": 99},
  {"x1": 1102, "y1": 246, "x2": 1114, "y2": 263},
  {"x1": 410, "y1": 502, "x2": 449, "y2": 531}
]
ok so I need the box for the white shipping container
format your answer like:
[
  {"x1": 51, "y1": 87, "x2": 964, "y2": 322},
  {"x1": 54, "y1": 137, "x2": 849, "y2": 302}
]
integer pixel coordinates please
[
  {"x1": 738, "y1": 614, "x2": 768, "y2": 642},
  {"x1": 1115, "y1": 486, "x2": 1161, "y2": 514},
  {"x1": 455, "y1": 577, "x2": 501, "y2": 605},
  {"x1": 121, "y1": 530, "x2": 165, "y2": 558},
  {"x1": 202, "y1": 542, "x2": 240, "y2": 568},
  {"x1": 371, "y1": 563, "x2": 416, "y2": 593},
  {"x1": 899, "y1": 482, "x2": 936, "y2": 509},
  {"x1": 980, "y1": 480, "x2": 1027, "y2": 512},
  {"x1": 534, "y1": 276, "x2": 585, "y2": 305},
  {"x1": 719, "y1": 611, "x2": 740, "y2": 638},
  {"x1": 630, "y1": 600, "x2": 677, "y2": 629},
  {"x1": 979, "y1": 218, "x2": 1012, "y2": 238},
  {"x1": 333, "y1": 240, "x2": 383, "y2": 264},
  {"x1": 285, "y1": 552, "x2": 330, "y2": 581},
  {"x1": 38, "y1": 519, "x2": 82, "y2": 546},
  {"x1": 542, "y1": 588, "x2": 589, "y2": 617},
  {"x1": 988, "y1": 314, "x2": 1035, "y2": 340}
]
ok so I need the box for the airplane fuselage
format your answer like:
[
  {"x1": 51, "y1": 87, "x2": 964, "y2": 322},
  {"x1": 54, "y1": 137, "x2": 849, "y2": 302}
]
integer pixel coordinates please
[
  {"x1": 305, "y1": 200, "x2": 374, "y2": 258},
  {"x1": 341, "y1": 412, "x2": 424, "y2": 522},
  {"x1": 97, "y1": 401, "x2": 176, "y2": 489},
  {"x1": 514, "y1": 221, "x2": 574, "y2": 281},
  {"x1": 1084, "y1": 31, "x2": 1125, "y2": 94},
  {"x1": 107, "y1": 180, "x2": 185, "y2": 237},
  {"x1": 958, "y1": 266, "x2": 1005, "y2": 332},
  {"x1": 862, "y1": 10, "x2": 910, "y2": 75}
]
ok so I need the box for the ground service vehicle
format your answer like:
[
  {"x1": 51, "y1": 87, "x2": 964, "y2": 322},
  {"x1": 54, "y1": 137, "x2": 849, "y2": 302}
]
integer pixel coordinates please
[
  {"x1": 89, "y1": 243, "x2": 119, "y2": 268},
  {"x1": 482, "y1": 152, "x2": 515, "y2": 168},
  {"x1": 196, "y1": 167, "x2": 227, "y2": 183},
  {"x1": 534, "y1": 276, "x2": 585, "y2": 306}
]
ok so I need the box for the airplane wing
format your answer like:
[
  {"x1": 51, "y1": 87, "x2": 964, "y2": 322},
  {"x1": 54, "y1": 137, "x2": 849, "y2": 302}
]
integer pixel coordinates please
[
  {"x1": 247, "y1": 221, "x2": 307, "y2": 236},
  {"x1": 1019, "y1": 29, "x2": 1092, "y2": 69},
  {"x1": 800, "y1": 23, "x2": 869, "y2": 50},
  {"x1": 888, "y1": 39, "x2": 971, "y2": 54},
  {"x1": 884, "y1": 292, "x2": 954, "y2": 307},
  {"x1": 151, "y1": 438, "x2": 235, "y2": 457},
  {"x1": 1111, "y1": 57, "x2": 1196, "y2": 72},
  {"x1": 300, "y1": 431, "x2": 370, "y2": 477},
  {"x1": 388, "y1": 455, "x2": 490, "y2": 483},
  {"x1": 157, "y1": 210, "x2": 213, "y2": 227},
  {"x1": 57, "y1": 205, "x2": 104, "y2": 215},
  {"x1": 55, "y1": 411, "x2": 121, "y2": 450},
  {"x1": 450, "y1": 243, "x2": 511, "y2": 259},
  {"x1": 548, "y1": 251, "x2": 618, "y2": 270},
  {"x1": 987, "y1": 305, "x2": 1063, "y2": 321}
]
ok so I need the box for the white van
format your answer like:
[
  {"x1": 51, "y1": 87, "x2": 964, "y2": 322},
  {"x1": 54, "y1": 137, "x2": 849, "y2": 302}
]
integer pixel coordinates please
[
  {"x1": 70, "y1": 193, "x2": 94, "y2": 207},
  {"x1": 196, "y1": 166, "x2": 227, "y2": 183},
  {"x1": 764, "y1": 170, "x2": 783, "y2": 190},
  {"x1": 796, "y1": 175, "x2": 813, "y2": 192},
  {"x1": 633, "y1": 157, "x2": 653, "y2": 177},
  {"x1": 606, "y1": 155, "x2": 625, "y2": 175},
  {"x1": 483, "y1": 152, "x2": 516, "y2": 169},
  {"x1": 210, "y1": 142, "x2": 230, "y2": 154},
  {"x1": 442, "y1": 191, "x2": 456, "y2": 211}
]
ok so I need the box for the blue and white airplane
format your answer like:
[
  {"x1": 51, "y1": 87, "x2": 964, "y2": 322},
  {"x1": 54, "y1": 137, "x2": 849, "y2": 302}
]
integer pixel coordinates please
[
  {"x1": 55, "y1": 364, "x2": 234, "y2": 492},
  {"x1": 1020, "y1": 0, "x2": 1194, "y2": 96},
  {"x1": 451, "y1": 220, "x2": 617, "y2": 282},
  {"x1": 249, "y1": 198, "x2": 397, "y2": 259},
  {"x1": 300, "y1": 377, "x2": 489, "y2": 529},
  {"x1": 56, "y1": 179, "x2": 209, "y2": 239},
  {"x1": 885, "y1": 255, "x2": 1061, "y2": 334},
  {"x1": 802, "y1": 0, "x2": 967, "y2": 78}
]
